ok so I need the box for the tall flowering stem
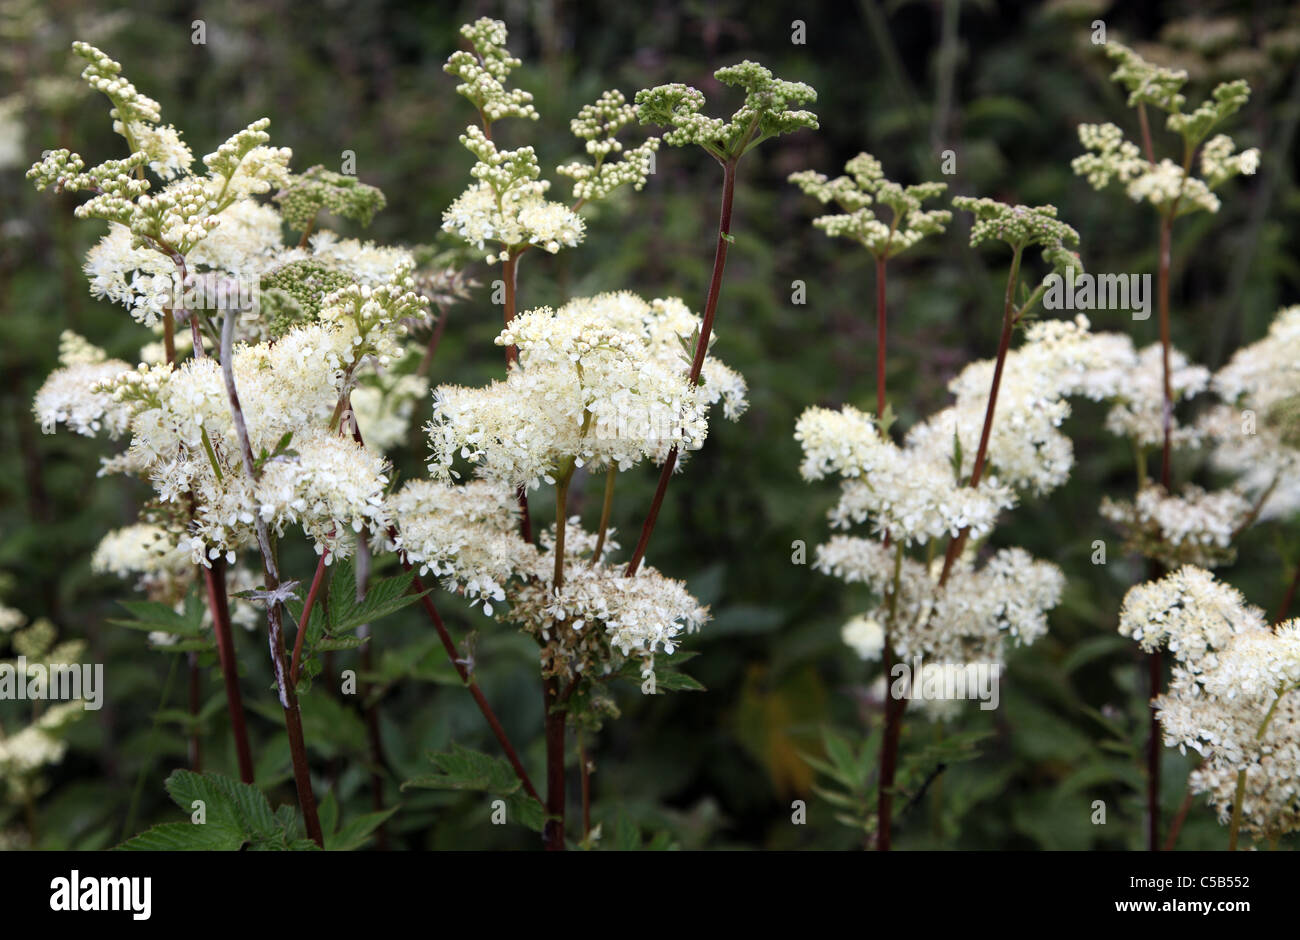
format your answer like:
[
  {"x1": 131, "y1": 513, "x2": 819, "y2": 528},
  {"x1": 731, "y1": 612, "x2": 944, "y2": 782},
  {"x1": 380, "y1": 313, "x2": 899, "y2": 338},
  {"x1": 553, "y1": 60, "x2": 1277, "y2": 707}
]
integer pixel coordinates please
[
  {"x1": 218, "y1": 311, "x2": 322, "y2": 847},
  {"x1": 625, "y1": 159, "x2": 736, "y2": 576},
  {"x1": 875, "y1": 256, "x2": 888, "y2": 417},
  {"x1": 203, "y1": 559, "x2": 255, "y2": 784},
  {"x1": 1073, "y1": 42, "x2": 1257, "y2": 850},
  {"x1": 881, "y1": 245, "x2": 1022, "y2": 851}
]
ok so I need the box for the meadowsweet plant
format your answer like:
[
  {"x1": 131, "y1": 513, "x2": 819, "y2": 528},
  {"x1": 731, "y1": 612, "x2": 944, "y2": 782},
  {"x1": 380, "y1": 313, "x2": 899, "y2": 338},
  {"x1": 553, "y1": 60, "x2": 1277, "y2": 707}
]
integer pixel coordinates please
[
  {"x1": 1120, "y1": 567, "x2": 1300, "y2": 847},
  {"x1": 28, "y1": 41, "x2": 434, "y2": 848},
  {"x1": 381, "y1": 19, "x2": 813, "y2": 850},
  {"x1": 1074, "y1": 40, "x2": 1262, "y2": 849},
  {"x1": 795, "y1": 186, "x2": 1121, "y2": 847}
]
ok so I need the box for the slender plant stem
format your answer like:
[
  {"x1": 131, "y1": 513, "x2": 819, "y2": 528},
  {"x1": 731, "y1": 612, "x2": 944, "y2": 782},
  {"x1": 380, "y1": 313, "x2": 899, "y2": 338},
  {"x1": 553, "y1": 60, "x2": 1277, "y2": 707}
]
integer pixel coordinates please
[
  {"x1": 625, "y1": 158, "x2": 738, "y2": 576},
  {"x1": 203, "y1": 560, "x2": 255, "y2": 784},
  {"x1": 542, "y1": 474, "x2": 573, "y2": 851},
  {"x1": 879, "y1": 248, "x2": 1024, "y2": 849},
  {"x1": 937, "y1": 246, "x2": 1023, "y2": 584},
  {"x1": 416, "y1": 304, "x2": 449, "y2": 378},
  {"x1": 163, "y1": 312, "x2": 176, "y2": 365},
  {"x1": 499, "y1": 250, "x2": 534, "y2": 543},
  {"x1": 121, "y1": 654, "x2": 180, "y2": 841},
  {"x1": 1145, "y1": 209, "x2": 1178, "y2": 853},
  {"x1": 403, "y1": 563, "x2": 540, "y2": 802},
  {"x1": 1228, "y1": 769, "x2": 1247, "y2": 850},
  {"x1": 1163, "y1": 784, "x2": 1196, "y2": 851},
  {"x1": 591, "y1": 467, "x2": 617, "y2": 563},
  {"x1": 502, "y1": 252, "x2": 521, "y2": 365},
  {"x1": 218, "y1": 311, "x2": 322, "y2": 846},
  {"x1": 1137, "y1": 103, "x2": 1156, "y2": 163},
  {"x1": 1228, "y1": 684, "x2": 1293, "y2": 850},
  {"x1": 289, "y1": 548, "x2": 330, "y2": 687},
  {"x1": 877, "y1": 541, "x2": 905, "y2": 850},
  {"x1": 352, "y1": 539, "x2": 389, "y2": 850},
  {"x1": 1275, "y1": 557, "x2": 1300, "y2": 624},
  {"x1": 875, "y1": 255, "x2": 888, "y2": 418},
  {"x1": 543, "y1": 676, "x2": 566, "y2": 851}
]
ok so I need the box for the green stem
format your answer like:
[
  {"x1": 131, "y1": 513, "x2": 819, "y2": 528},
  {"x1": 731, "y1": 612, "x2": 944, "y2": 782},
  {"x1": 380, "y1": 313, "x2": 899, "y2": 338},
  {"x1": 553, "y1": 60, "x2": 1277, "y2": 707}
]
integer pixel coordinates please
[
  {"x1": 200, "y1": 426, "x2": 224, "y2": 484},
  {"x1": 590, "y1": 467, "x2": 617, "y2": 564}
]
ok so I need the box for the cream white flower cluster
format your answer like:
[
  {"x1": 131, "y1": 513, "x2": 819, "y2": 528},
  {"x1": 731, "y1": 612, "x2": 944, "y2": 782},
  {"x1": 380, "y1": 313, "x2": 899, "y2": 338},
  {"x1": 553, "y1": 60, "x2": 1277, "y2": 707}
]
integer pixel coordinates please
[
  {"x1": 1194, "y1": 306, "x2": 1300, "y2": 523},
  {"x1": 799, "y1": 316, "x2": 1120, "y2": 552},
  {"x1": 1073, "y1": 43, "x2": 1257, "y2": 217},
  {"x1": 391, "y1": 479, "x2": 533, "y2": 614},
  {"x1": 1101, "y1": 484, "x2": 1251, "y2": 568},
  {"x1": 788, "y1": 152, "x2": 950, "y2": 259},
  {"x1": 93, "y1": 323, "x2": 395, "y2": 565},
  {"x1": 442, "y1": 127, "x2": 584, "y2": 261},
  {"x1": 91, "y1": 522, "x2": 192, "y2": 599},
  {"x1": 511, "y1": 522, "x2": 709, "y2": 686},
  {"x1": 816, "y1": 536, "x2": 1062, "y2": 665},
  {"x1": 1099, "y1": 339, "x2": 1210, "y2": 449},
  {"x1": 800, "y1": 316, "x2": 1120, "y2": 670},
  {"x1": 0, "y1": 593, "x2": 86, "y2": 802},
  {"x1": 1120, "y1": 567, "x2": 1300, "y2": 838},
  {"x1": 0, "y1": 701, "x2": 84, "y2": 803},
  {"x1": 33, "y1": 331, "x2": 133, "y2": 437},
  {"x1": 428, "y1": 292, "x2": 747, "y2": 489}
]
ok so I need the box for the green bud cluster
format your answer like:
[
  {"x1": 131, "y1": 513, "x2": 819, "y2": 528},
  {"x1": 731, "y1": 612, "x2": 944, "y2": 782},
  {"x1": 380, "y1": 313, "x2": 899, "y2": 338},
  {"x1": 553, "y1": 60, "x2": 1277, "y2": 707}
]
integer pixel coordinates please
[
  {"x1": 789, "y1": 152, "x2": 950, "y2": 259},
  {"x1": 636, "y1": 60, "x2": 817, "y2": 162},
  {"x1": 261, "y1": 260, "x2": 355, "y2": 338},
  {"x1": 276, "y1": 165, "x2": 387, "y2": 233},
  {"x1": 444, "y1": 17, "x2": 538, "y2": 124},
  {"x1": 557, "y1": 90, "x2": 660, "y2": 204}
]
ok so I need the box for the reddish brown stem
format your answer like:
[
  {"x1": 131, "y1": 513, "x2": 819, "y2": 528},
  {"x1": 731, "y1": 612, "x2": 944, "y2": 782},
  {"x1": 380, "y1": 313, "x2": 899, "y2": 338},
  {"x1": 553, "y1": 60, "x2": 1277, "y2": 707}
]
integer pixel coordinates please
[
  {"x1": 1157, "y1": 216, "x2": 1174, "y2": 492},
  {"x1": 1145, "y1": 212, "x2": 1177, "y2": 853},
  {"x1": 1276, "y1": 557, "x2": 1300, "y2": 624},
  {"x1": 289, "y1": 549, "x2": 329, "y2": 687},
  {"x1": 937, "y1": 247, "x2": 1023, "y2": 584},
  {"x1": 203, "y1": 560, "x2": 255, "y2": 784},
  {"x1": 502, "y1": 252, "x2": 520, "y2": 366},
  {"x1": 1164, "y1": 781, "x2": 1195, "y2": 851},
  {"x1": 163, "y1": 313, "x2": 177, "y2": 366},
  {"x1": 542, "y1": 676, "x2": 566, "y2": 851},
  {"x1": 271, "y1": 611, "x2": 323, "y2": 846},
  {"x1": 405, "y1": 564, "x2": 541, "y2": 803},
  {"x1": 880, "y1": 249, "x2": 1023, "y2": 848},
  {"x1": 625, "y1": 159, "x2": 738, "y2": 576},
  {"x1": 1147, "y1": 647, "x2": 1162, "y2": 851},
  {"x1": 877, "y1": 643, "x2": 907, "y2": 850}
]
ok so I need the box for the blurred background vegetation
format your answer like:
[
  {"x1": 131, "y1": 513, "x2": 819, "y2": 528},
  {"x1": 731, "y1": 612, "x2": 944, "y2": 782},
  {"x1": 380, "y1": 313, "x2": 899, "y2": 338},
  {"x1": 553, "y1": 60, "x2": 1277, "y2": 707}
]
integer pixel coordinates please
[{"x1": 2, "y1": 0, "x2": 1298, "y2": 850}]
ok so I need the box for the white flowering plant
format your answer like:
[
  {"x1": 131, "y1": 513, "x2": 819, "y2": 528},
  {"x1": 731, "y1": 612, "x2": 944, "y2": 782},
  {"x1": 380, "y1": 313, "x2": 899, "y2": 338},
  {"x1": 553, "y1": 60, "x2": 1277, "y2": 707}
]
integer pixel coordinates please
[{"x1": 7, "y1": 6, "x2": 1299, "y2": 858}]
